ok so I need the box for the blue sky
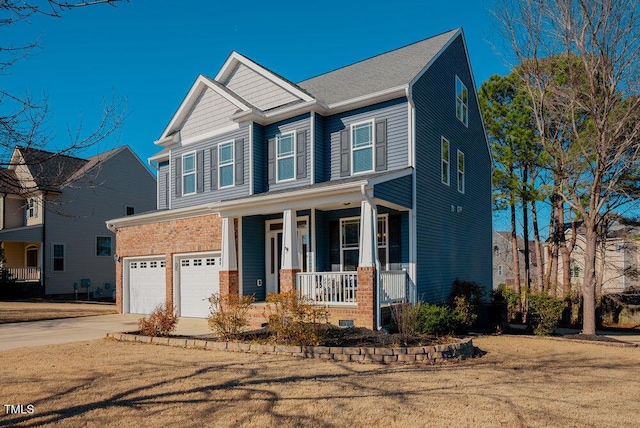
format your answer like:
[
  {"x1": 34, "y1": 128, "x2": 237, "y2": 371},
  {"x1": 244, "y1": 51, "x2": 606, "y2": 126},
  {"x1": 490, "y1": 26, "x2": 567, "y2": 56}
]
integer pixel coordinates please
[{"x1": 5, "y1": 0, "x2": 513, "y2": 227}]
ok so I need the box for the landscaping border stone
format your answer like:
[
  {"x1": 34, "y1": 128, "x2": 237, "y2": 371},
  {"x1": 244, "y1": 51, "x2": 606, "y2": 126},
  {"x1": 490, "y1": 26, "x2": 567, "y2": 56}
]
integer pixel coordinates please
[{"x1": 105, "y1": 332, "x2": 475, "y2": 365}]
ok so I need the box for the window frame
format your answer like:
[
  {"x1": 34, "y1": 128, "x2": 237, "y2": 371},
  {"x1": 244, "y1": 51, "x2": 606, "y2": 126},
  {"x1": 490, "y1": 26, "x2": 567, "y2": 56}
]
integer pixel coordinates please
[
  {"x1": 218, "y1": 141, "x2": 235, "y2": 188},
  {"x1": 457, "y1": 149, "x2": 465, "y2": 194},
  {"x1": 441, "y1": 137, "x2": 450, "y2": 186},
  {"x1": 181, "y1": 152, "x2": 196, "y2": 196},
  {"x1": 455, "y1": 75, "x2": 468, "y2": 126},
  {"x1": 125, "y1": 206, "x2": 135, "y2": 216},
  {"x1": 275, "y1": 131, "x2": 296, "y2": 182},
  {"x1": 339, "y1": 214, "x2": 388, "y2": 271},
  {"x1": 52, "y1": 243, "x2": 65, "y2": 272},
  {"x1": 96, "y1": 236, "x2": 112, "y2": 257},
  {"x1": 27, "y1": 197, "x2": 37, "y2": 218},
  {"x1": 350, "y1": 120, "x2": 375, "y2": 175}
]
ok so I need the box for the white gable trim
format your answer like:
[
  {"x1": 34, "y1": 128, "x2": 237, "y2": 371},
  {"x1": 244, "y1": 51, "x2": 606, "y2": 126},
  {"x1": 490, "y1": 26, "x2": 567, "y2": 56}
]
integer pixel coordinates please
[
  {"x1": 215, "y1": 51, "x2": 314, "y2": 103},
  {"x1": 159, "y1": 75, "x2": 251, "y2": 141}
]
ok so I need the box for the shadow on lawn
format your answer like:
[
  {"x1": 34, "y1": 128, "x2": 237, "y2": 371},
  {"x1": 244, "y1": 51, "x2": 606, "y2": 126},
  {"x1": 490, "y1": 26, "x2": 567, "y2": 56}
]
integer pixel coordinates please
[{"x1": 3, "y1": 340, "x2": 637, "y2": 427}]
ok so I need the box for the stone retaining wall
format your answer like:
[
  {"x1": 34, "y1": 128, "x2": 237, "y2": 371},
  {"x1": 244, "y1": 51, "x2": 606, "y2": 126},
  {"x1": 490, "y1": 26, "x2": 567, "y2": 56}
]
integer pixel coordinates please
[{"x1": 106, "y1": 333, "x2": 475, "y2": 365}]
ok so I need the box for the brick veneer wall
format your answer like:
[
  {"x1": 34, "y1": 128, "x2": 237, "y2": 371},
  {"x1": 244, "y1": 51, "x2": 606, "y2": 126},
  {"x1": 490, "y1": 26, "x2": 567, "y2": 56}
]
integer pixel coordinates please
[{"x1": 114, "y1": 214, "x2": 222, "y2": 312}]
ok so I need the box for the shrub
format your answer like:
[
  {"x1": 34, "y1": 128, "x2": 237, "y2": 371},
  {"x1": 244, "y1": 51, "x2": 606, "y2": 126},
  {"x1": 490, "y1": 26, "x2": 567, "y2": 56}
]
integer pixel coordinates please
[
  {"x1": 492, "y1": 284, "x2": 521, "y2": 323},
  {"x1": 207, "y1": 292, "x2": 256, "y2": 340},
  {"x1": 401, "y1": 302, "x2": 462, "y2": 336},
  {"x1": 448, "y1": 279, "x2": 485, "y2": 328},
  {"x1": 264, "y1": 291, "x2": 328, "y2": 345},
  {"x1": 528, "y1": 293, "x2": 563, "y2": 336},
  {"x1": 138, "y1": 304, "x2": 178, "y2": 337}
]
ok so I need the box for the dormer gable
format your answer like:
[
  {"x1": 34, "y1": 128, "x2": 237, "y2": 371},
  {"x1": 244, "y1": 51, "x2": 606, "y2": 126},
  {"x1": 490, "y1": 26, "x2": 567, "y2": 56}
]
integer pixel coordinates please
[
  {"x1": 158, "y1": 75, "x2": 253, "y2": 144},
  {"x1": 216, "y1": 51, "x2": 314, "y2": 111}
]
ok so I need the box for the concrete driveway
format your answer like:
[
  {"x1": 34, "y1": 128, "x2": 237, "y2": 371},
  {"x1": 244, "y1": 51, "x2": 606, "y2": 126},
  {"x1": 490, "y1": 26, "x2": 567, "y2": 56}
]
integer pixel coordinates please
[{"x1": 0, "y1": 314, "x2": 211, "y2": 351}]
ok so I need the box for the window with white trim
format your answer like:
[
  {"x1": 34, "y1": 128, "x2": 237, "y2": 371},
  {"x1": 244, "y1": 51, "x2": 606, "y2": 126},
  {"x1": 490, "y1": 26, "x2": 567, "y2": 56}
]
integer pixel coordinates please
[
  {"x1": 456, "y1": 75, "x2": 468, "y2": 126},
  {"x1": 457, "y1": 150, "x2": 465, "y2": 193},
  {"x1": 182, "y1": 152, "x2": 196, "y2": 195},
  {"x1": 53, "y1": 243, "x2": 65, "y2": 272},
  {"x1": 218, "y1": 142, "x2": 234, "y2": 188},
  {"x1": 441, "y1": 137, "x2": 450, "y2": 185},
  {"x1": 27, "y1": 198, "x2": 37, "y2": 218},
  {"x1": 498, "y1": 265, "x2": 503, "y2": 276},
  {"x1": 351, "y1": 121, "x2": 374, "y2": 174},
  {"x1": 339, "y1": 215, "x2": 389, "y2": 271},
  {"x1": 96, "y1": 236, "x2": 112, "y2": 256},
  {"x1": 276, "y1": 132, "x2": 295, "y2": 181}
]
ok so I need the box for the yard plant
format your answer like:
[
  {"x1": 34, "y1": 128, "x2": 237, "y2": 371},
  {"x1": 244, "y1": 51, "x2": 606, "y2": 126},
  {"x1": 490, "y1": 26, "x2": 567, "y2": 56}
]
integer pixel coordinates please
[
  {"x1": 207, "y1": 292, "x2": 255, "y2": 340},
  {"x1": 138, "y1": 303, "x2": 178, "y2": 337},
  {"x1": 263, "y1": 291, "x2": 328, "y2": 345}
]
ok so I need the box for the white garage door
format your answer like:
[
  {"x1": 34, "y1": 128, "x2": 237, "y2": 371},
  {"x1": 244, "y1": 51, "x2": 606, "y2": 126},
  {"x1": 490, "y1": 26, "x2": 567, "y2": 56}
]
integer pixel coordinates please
[
  {"x1": 127, "y1": 258, "x2": 166, "y2": 315},
  {"x1": 177, "y1": 253, "x2": 221, "y2": 318}
]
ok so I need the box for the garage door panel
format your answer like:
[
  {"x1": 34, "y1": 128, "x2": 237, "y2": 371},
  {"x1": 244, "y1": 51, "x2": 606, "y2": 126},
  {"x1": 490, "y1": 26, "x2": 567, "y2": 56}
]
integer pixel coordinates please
[
  {"x1": 178, "y1": 255, "x2": 220, "y2": 318},
  {"x1": 128, "y1": 259, "x2": 166, "y2": 315}
]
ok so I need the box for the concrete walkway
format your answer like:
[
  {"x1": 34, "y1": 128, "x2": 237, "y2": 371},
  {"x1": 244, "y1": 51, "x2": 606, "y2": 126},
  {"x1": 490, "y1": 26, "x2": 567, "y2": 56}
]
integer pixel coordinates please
[
  {"x1": 555, "y1": 327, "x2": 640, "y2": 345},
  {"x1": 0, "y1": 314, "x2": 210, "y2": 351}
]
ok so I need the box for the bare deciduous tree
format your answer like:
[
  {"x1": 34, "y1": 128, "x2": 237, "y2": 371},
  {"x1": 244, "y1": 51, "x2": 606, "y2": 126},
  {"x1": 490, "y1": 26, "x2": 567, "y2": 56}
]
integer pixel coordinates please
[
  {"x1": 496, "y1": 0, "x2": 640, "y2": 334},
  {"x1": 0, "y1": 0, "x2": 126, "y2": 192}
]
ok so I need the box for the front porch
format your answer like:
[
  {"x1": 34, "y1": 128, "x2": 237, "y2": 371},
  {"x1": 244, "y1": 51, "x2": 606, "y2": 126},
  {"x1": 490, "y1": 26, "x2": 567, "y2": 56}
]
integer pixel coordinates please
[
  {"x1": 1, "y1": 241, "x2": 42, "y2": 283},
  {"x1": 215, "y1": 173, "x2": 416, "y2": 329}
]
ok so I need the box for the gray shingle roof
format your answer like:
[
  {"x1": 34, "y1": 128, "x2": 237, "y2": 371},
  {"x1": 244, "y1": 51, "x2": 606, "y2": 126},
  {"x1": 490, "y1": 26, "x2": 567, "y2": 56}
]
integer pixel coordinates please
[{"x1": 297, "y1": 29, "x2": 460, "y2": 105}]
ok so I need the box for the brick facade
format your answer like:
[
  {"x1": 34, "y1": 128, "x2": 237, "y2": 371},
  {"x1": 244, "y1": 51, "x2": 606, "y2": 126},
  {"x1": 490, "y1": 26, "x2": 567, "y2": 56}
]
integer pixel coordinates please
[
  {"x1": 219, "y1": 270, "x2": 239, "y2": 296},
  {"x1": 114, "y1": 214, "x2": 222, "y2": 313}
]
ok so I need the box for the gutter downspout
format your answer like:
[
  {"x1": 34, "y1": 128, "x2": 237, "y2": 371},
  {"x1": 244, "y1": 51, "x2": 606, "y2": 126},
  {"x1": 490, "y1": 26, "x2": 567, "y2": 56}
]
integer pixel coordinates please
[
  {"x1": 41, "y1": 191, "x2": 46, "y2": 297},
  {"x1": 361, "y1": 184, "x2": 381, "y2": 330}
]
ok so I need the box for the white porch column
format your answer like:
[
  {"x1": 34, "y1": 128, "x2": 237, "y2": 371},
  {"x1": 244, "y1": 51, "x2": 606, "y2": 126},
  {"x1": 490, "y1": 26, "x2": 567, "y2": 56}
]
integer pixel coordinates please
[
  {"x1": 281, "y1": 209, "x2": 299, "y2": 270},
  {"x1": 221, "y1": 217, "x2": 237, "y2": 270},
  {"x1": 359, "y1": 199, "x2": 378, "y2": 267}
]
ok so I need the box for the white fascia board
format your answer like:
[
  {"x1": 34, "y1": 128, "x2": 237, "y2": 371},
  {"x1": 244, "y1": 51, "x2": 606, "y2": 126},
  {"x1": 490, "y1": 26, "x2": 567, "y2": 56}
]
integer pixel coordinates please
[
  {"x1": 214, "y1": 181, "x2": 369, "y2": 218},
  {"x1": 148, "y1": 151, "x2": 170, "y2": 164},
  {"x1": 327, "y1": 86, "x2": 408, "y2": 114},
  {"x1": 106, "y1": 205, "x2": 216, "y2": 231},
  {"x1": 366, "y1": 167, "x2": 413, "y2": 186},
  {"x1": 215, "y1": 52, "x2": 314, "y2": 102},
  {"x1": 159, "y1": 75, "x2": 251, "y2": 141}
]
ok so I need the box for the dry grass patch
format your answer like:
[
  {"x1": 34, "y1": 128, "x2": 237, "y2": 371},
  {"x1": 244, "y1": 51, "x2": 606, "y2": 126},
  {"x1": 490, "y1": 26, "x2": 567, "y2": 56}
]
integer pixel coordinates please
[
  {"x1": 0, "y1": 335, "x2": 639, "y2": 427},
  {"x1": 0, "y1": 301, "x2": 116, "y2": 323}
]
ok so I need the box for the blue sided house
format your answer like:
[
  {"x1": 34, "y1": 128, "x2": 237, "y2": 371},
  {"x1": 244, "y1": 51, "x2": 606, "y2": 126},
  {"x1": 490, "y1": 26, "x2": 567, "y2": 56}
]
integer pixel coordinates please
[{"x1": 107, "y1": 28, "x2": 492, "y2": 329}]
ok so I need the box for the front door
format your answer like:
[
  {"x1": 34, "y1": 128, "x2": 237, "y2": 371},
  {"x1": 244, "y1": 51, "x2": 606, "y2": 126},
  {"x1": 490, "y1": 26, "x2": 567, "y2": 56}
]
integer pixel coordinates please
[
  {"x1": 26, "y1": 247, "x2": 38, "y2": 267},
  {"x1": 265, "y1": 218, "x2": 309, "y2": 295},
  {"x1": 266, "y1": 229, "x2": 283, "y2": 294}
]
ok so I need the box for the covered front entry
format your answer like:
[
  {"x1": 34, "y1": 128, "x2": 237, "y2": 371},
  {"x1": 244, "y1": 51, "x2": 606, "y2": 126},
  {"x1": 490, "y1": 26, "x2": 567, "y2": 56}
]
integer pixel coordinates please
[
  {"x1": 175, "y1": 252, "x2": 221, "y2": 318},
  {"x1": 265, "y1": 218, "x2": 309, "y2": 294},
  {"x1": 125, "y1": 257, "x2": 166, "y2": 315}
]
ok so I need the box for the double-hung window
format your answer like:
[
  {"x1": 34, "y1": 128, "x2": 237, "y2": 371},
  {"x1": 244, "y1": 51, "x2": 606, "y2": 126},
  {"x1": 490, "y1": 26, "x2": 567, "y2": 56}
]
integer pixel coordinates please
[
  {"x1": 455, "y1": 75, "x2": 468, "y2": 126},
  {"x1": 276, "y1": 132, "x2": 295, "y2": 181},
  {"x1": 339, "y1": 215, "x2": 389, "y2": 271},
  {"x1": 27, "y1": 198, "x2": 37, "y2": 218},
  {"x1": 182, "y1": 152, "x2": 196, "y2": 195},
  {"x1": 351, "y1": 120, "x2": 374, "y2": 174},
  {"x1": 53, "y1": 244, "x2": 65, "y2": 272},
  {"x1": 96, "y1": 236, "x2": 112, "y2": 256},
  {"x1": 457, "y1": 150, "x2": 465, "y2": 193},
  {"x1": 218, "y1": 141, "x2": 234, "y2": 188},
  {"x1": 441, "y1": 137, "x2": 450, "y2": 185}
]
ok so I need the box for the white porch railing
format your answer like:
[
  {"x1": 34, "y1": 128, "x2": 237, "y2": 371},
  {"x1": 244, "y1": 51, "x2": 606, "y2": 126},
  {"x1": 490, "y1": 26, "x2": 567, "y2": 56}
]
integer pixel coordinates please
[
  {"x1": 5, "y1": 267, "x2": 41, "y2": 282},
  {"x1": 380, "y1": 270, "x2": 410, "y2": 304},
  {"x1": 297, "y1": 272, "x2": 358, "y2": 306}
]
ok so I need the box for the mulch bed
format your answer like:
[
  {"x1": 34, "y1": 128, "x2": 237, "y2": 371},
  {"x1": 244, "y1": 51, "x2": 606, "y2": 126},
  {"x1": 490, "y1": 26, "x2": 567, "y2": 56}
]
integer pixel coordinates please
[{"x1": 188, "y1": 325, "x2": 453, "y2": 348}]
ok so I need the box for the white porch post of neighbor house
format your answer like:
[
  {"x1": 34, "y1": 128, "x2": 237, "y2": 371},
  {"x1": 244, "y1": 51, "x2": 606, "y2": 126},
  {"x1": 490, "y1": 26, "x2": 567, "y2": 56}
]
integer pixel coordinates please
[
  {"x1": 280, "y1": 209, "x2": 299, "y2": 292},
  {"x1": 220, "y1": 217, "x2": 239, "y2": 296}
]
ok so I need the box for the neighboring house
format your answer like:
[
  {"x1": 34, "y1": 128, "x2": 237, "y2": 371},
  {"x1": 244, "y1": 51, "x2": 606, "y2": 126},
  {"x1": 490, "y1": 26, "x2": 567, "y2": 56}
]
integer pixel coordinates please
[
  {"x1": 0, "y1": 146, "x2": 156, "y2": 298},
  {"x1": 492, "y1": 231, "x2": 537, "y2": 290},
  {"x1": 561, "y1": 218, "x2": 640, "y2": 295},
  {"x1": 107, "y1": 28, "x2": 492, "y2": 329}
]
